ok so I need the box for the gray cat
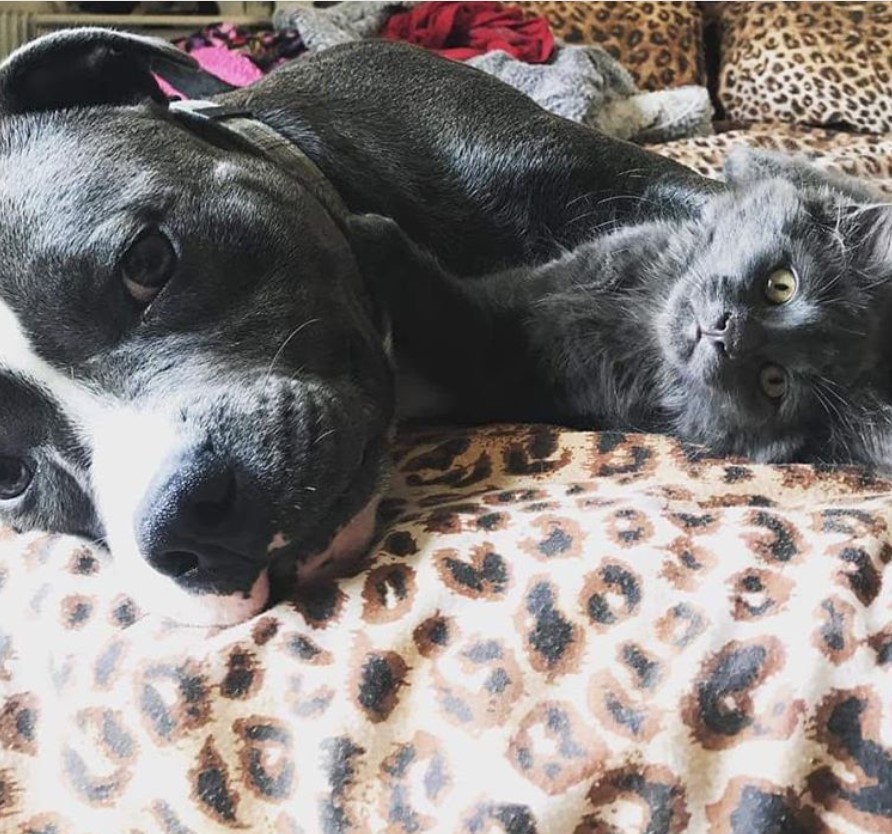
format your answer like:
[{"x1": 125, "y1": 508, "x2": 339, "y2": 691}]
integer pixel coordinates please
[{"x1": 350, "y1": 148, "x2": 892, "y2": 468}]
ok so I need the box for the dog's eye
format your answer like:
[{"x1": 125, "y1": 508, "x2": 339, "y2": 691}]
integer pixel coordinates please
[
  {"x1": 759, "y1": 364, "x2": 788, "y2": 400},
  {"x1": 0, "y1": 456, "x2": 32, "y2": 500},
  {"x1": 764, "y1": 268, "x2": 797, "y2": 305},
  {"x1": 122, "y1": 230, "x2": 177, "y2": 305}
]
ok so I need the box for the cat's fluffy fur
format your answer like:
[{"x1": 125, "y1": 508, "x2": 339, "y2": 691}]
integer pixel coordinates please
[{"x1": 350, "y1": 148, "x2": 892, "y2": 468}]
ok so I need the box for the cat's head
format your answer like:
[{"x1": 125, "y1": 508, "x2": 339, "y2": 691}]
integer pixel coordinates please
[{"x1": 656, "y1": 148, "x2": 892, "y2": 469}]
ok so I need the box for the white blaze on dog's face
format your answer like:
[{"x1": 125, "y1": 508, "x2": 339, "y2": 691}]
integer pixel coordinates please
[
  {"x1": 0, "y1": 298, "x2": 268, "y2": 626},
  {"x1": 0, "y1": 30, "x2": 395, "y2": 626},
  {"x1": 89, "y1": 403, "x2": 275, "y2": 626}
]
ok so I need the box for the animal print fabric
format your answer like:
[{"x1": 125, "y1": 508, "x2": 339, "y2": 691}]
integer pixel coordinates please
[
  {"x1": 2, "y1": 424, "x2": 892, "y2": 833},
  {"x1": 718, "y1": 2, "x2": 892, "y2": 134},
  {"x1": 650, "y1": 122, "x2": 892, "y2": 194},
  {"x1": 515, "y1": 1, "x2": 705, "y2": 90}
]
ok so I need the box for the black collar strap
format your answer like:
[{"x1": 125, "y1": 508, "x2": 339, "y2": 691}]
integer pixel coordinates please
[{"x1": 169, "y1": 99, "x2": 349, "y2": 222}]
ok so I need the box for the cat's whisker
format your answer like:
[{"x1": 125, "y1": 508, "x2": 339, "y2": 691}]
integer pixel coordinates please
[
  {"x1": 812, "y1": 382, "x2": 838, "y2": 417},
  {"x1": 814, "y1": 380, "x2": 860, "y2": 459},
  {"x1": 847, "y1": 201, "x2": 892, "y2": 214},
  {"x1": 826, "y1": 203, "x2": 848, "y2": 255},
  {"x1": 562, "y1": 181, "x2": 655, "y2": 214},
  {"x1": 816, "y1": 393, "x2": 850, "y2": 455},
  {"x1": 595, "y1": 193, "x2": 665, "y2": 210},
  {"x1": 832, "y1": 324, "x2": 867, "y2": 339},
  {"x1": 855, "y1": 271, "x2": 892, "y2": 292},
  {"x1": 564, "y1": 192, "x2": 593, "y2": 211},
  {"x1": 816, "y1": 379, "x2": 849, "y2": 412},
  {"x1": 818, "y1": 274, "x2": 843, "y2": 299},
  {"x1": 564, "y1": 212, "x2": 621, "y2": 232}
]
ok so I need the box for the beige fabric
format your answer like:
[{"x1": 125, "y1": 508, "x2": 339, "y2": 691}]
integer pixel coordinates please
[
  {"x1": 650, "y1": 122, "x2": 892, "y2": 193},
  {"x1": 2, "y1": 425, "x2": 891, "y2": 833}
]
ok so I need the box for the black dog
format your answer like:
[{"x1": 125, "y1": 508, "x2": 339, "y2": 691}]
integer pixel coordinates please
[{"x1": 0, "y1": 29, "x2": 713, "y2": 624}]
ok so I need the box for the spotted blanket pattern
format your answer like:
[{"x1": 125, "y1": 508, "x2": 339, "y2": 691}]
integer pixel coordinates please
[
  {"x1": 649, "y1": 122, "x2": 892, "y2": 194},
  {"x1": 516, "y1": 0, "x2": 705, "y2": 90},
  {"x1": 717, "y1": 1, "x2": 892, "y2": 135},
  {"x1": 2, "y1": 424, "x2": 892, "y2": 833}
]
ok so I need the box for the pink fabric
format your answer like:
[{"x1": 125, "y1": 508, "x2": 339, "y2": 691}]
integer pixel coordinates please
[{"x1": 154, "y1": 45, "x2": 264, "y2": 98}]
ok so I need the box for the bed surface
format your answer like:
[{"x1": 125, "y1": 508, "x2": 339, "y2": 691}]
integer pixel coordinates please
[
  {"x1": 3, "y1": 424, "x2": 892, "y2": 832},
  {"x1": 651, "y1": 121, "x2": 892, "y2": 193}
]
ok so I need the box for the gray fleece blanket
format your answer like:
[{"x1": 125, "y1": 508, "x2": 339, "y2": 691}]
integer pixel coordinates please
[{"x1": 273, "y1": 1, "x2": 713, "y2": 144}]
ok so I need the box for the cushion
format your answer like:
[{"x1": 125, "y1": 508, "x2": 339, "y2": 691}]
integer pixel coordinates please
[
  {"x1": 650, "y1": 122, "x2": 892, "y2": 192},
  {"x1": 3, "y1": 424, "x2": 892, "y2": 832},
  {"x1": 515, "y1": 1, "x2": 705, "y2": 89},
  {"x1": 718, "y1": 1, "x2": 892, "y2": 134}
]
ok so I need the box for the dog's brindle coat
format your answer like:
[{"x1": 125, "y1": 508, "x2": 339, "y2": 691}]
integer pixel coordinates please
[{"x1": 0, "y1": 30, "x2": 715, "y2": 624}]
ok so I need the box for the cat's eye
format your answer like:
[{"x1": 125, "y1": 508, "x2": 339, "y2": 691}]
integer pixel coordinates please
[
  {"x1": 122, "y1": 230, "x2": 177, "y2": 305},
  {"x1": 0, "y1": 455, "x2": 32, "y2": 500},
  {"x1": 759, "y1": 365, "x2": 788, "y2": 400},
  {"x1": 764, "y1": 268, "x2": 797, "y2": 305}
]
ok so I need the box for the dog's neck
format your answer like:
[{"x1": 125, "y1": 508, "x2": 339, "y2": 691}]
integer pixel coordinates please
[{"x1": 168, "y1": 99, "x2": 348, "y2": 222}]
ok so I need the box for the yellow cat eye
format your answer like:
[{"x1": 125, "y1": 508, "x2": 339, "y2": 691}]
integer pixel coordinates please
[
  {"x1": 759, "y1": 365, "x2": 788, "y2": 400},
  {"x1": 764, "y1": 268, "x2": 797, "y2": 305}
]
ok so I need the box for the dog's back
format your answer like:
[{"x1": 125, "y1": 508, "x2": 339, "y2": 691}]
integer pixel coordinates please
[{"x1": 221, "y1": 41, "x2": 718, "y2": 274}]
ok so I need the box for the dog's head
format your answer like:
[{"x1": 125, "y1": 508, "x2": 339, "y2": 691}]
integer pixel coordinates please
[{"x1": 0, "y1": 29, "x2": 394, "y2": 625}]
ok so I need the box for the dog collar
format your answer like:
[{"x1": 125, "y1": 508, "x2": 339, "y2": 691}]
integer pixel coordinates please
[{"x1": 169, "y1": 99, "x2": 349, "y2": 222}]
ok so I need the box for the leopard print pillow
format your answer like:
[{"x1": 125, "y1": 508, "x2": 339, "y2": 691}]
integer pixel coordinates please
[
  {"x1": 718, "y1": 2, "x2": 892, "y2": 133},
  {"x1": 516, "y1": 1, "x2": 705, "y2": 90}
]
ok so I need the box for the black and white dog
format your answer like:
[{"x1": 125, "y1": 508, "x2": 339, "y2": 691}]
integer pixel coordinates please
[{"x1": 0, "y1": 29, "x2": 710, "y2": 624}]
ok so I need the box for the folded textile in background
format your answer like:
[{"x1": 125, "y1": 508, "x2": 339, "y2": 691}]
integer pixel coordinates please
[
  {"x1": 274, "y1": 0, "x2": 410, "y2": 51},
  {"x1": 158, "y1": 2, "x2": 712, "y2": 144},
  {"x1": 175, "y1": 22, "x2": 306, "y2": 72},
  {"x1": 155, "y1": 22, "x2": 304, "y2": 98},
  {"x1": 381, "y1": 1, "x2": 555, "y2": 63},
  {"x1": 465, "y1": 47, "x2": 712, "y2": 144},
  {"x1": 273, "y1": 1, "x2": 713, "y2": 143}
]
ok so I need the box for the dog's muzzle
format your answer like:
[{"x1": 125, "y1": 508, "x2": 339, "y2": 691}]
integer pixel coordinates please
[{"x1": 136, "y1": 446, "x2": 270, "y2": 594}]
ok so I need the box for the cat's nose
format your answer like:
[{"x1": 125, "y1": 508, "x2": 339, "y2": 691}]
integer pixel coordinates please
[{"x1": 698, "y1": 312, "x2": 741, "y2": 357}]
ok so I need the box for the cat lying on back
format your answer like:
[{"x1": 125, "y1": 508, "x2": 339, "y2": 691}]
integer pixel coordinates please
[{"x1": 349, "y1": 148, "x2": 892, "y2": 468}]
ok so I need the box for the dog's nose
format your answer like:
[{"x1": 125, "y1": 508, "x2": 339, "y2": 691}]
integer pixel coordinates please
[{"x1": 136, "y1": 451, "x2": 255, "y2": 580}]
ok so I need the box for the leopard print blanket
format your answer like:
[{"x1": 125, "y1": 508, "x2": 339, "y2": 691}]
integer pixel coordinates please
[
  {"x1": 652, "y1": 122, "x2": 892, "y2": 195},
  {"x1": 2, "y1": 425, "x2": 891, "y2": 833}
]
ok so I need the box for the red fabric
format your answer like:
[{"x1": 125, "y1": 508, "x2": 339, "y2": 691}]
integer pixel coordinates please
[{"x1": 382, "y1": 2, "x2": 554, "y2": 63}]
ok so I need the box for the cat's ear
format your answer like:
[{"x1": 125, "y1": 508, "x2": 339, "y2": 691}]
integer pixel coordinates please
[
  {"x1": 724, "y1": 147, "x2": 882, "y2": 203},
  {"x1": 0, "y1": 27, "x2": 197, "y2": 116},
  {"x1": 845, "y1": 203, "x2": 892, "y2": 267}
]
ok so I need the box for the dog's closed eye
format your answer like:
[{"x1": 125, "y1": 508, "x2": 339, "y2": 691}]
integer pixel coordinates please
[{"x1": 122, "y1": 229, "x2": 177, "y2": 305}]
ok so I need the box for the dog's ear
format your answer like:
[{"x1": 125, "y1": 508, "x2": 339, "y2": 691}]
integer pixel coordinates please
[
  {"x1": 0, "y1": 27, "x2": 197, "y2": 115},
  {"x1": 724, "y1": 146, "x2": 882, "y2": 202}
]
